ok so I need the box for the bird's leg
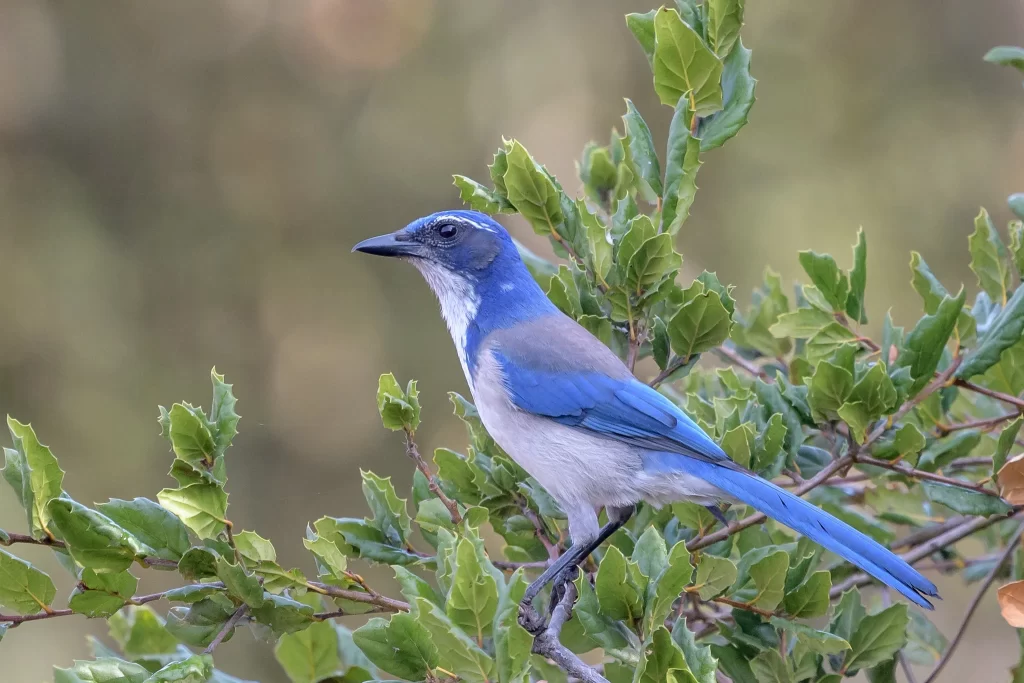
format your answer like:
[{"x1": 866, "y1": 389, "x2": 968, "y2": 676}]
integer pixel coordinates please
[{"x1": 518, "y1": 504, "x2": 635, "y2": 635}]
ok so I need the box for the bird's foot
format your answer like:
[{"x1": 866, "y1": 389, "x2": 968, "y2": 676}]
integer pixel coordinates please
[
  {"x1": 547, "y1": 567, "x2": 579, "y2": 618},
  {"x1": 518, "y1": 599, "x2": 547, "y2": 636}
]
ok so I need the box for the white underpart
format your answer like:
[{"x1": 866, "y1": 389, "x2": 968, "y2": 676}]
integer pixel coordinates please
[{"x1": 411, "y1": 260, "x2": 479, "y2": 388}]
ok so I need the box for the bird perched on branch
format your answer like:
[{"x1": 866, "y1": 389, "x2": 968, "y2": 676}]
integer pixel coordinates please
[{"x1": 354, "y1": 209, "x2": 939, "y2": 632}]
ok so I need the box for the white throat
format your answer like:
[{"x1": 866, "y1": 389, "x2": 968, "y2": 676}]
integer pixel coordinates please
[{"x1": 412, "y1": 261, "x2": 479, "y2": 387}]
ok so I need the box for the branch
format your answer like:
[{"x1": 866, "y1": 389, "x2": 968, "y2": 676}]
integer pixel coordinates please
[
  {"x1": 0, "y1": 532, "x2": 65, "y2": 548},
  {"x1": 404, "y1": 428, "x2": 462, "y2": 525},
  {"x1": 855, "y1": 455, "x2": 1003, "y2": 498},
  {"x1": 202, "y1": 604, "x2": 248, "y2": 654},
  {"x1": 955, "y1": 379, "x2": 1024, "y2": 410},
  {"x1": 937, "y1": 412, "x2": 1020, "y2": 436},
  {"x1": 530, "y1": 583, "x2": 609, "y2": 683},
  {"x1": 306, "y1": 581, "x2": 410, "y2": 613},
  {"x1": 713, "y1": 346, "x2": 772, "y2": 381},
  {"x1": 923, "y1": 522, "x2": 1024, "y2": 683},
  {"x1": 0, "y1": 584, "x2": 194, "y2": 626}
]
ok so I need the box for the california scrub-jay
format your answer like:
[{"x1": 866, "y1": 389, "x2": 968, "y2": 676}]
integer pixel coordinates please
[{"x1": 354, "y1": 210, "x2": 938, "y2": 629}]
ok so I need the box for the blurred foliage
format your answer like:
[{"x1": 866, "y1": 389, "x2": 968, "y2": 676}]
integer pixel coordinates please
[{"x1": 3, "y1": 0, "x2": 1024, "y2": 681}]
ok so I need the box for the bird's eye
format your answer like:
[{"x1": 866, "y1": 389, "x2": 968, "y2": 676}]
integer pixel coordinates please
[{"x1": 438, "y1": 223, "x2": 458, "y2": 239}]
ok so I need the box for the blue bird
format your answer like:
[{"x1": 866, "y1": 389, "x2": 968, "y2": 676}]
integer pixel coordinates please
[{"x1": 354, "y1": 210, "x2": 939, "y2": 629}]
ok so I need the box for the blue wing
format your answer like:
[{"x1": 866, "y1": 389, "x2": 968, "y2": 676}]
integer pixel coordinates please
[{"x1": 493, "y1": 350, "x2": 729, "y2": 463}]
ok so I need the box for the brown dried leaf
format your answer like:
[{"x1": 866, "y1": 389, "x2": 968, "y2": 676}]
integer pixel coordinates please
[
  {"x1": 997, "y1": 454, "x2": 1024, "y2": 505},
  {"x1": 998, "y1": 580, "x2": 1024, "y2": 627}
]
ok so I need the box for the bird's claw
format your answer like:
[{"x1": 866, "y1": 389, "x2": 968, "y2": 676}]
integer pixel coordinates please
[{"x1": 518, "y1": 599, "x2": 547, "y2": 635}]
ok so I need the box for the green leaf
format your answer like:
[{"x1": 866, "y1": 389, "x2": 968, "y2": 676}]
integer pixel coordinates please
[
  {"x1": 502, "y1": 140, "x2": 563, "y2": 235},
  {"x1": 694, "y1": 553, "x2": 737, "y2": 600},
  {"x1": 109, "y1": 605, "x2": 180, "y2": 658},
  {"x1": 647, "y1": 541, "x2": 693, "y2": 635},
  {"x1": 626, "y1": 234, "x2": 682, "y2": 294},
  {"x1": 783, "y1": 571, "x2": 830, "y2": 618},
  {"x1": 743, "y1": 549, "x2": 789, "y2": 611},
  {"x1": 848, "y1": 362, "x2": 898, "y2": 418},
  {"x1": 0, "y1": 547, "x2": 55, "y2": 614},
  {"x1": 249, "y1": 594, "x2": 316, "y2": 635},
  {"x1": 166, "y1": 403, "x2": 217, "y2": 471},
  {"x1": 622, "y1": 99, "x2": 663, "y2": 197},
  {"x1": 69, "y1": 569, "x2": 138, "y2": 618},
  {"x1": 706, "y1": 0, "x2": 744, "y2": 58},
  {"x1": 921, "y1": 481, "x2": 1011, "y2": 516},
  {"x1": 652, "y1": 8, "x2": 724, "y2": 115},
  {"x1": 672, "y1": 617, "x2": 718, "y2": 683},
  {"x1": 808, "y1": 361, "x2": 854, "y2": 422},
  {"x1": 54, "y1": 658, "x2": 150, "y2": 683},
  {"x1": 494, "y1": 569, "x2": 532, "y2": 683},
  {"x1": 446, "y1": 536, "x2": 500, "y2": 642},
  {"x1": 749, "y1": 650, "x2": 792, "y2": 683},
  {"x1": 846, "y1": 228, "x2": 868, "y2": 323},
  {"x1": 209, "y1": 369, "x2": 240, "y2": 457},
  {"x1": 917, "y1": 429, "x2": 982, "y2": 471},
  {"x1": 144, "y1": 654, "x2": 214, "y2": 683},
  {"x1": 798, "y1": 251, "x2": 849, "y2": 312},
  {"x1": 7, "y1": 416, "x2": 65, "y2": 538},
  {"x1": 303, "y1": 527, "x2": 348, "y2": 579},
  {"x1": 969, "y1": 208, "x2": 1011, "y2": 304},
  {"x1": 47, "y1": 499, "x2": 140, "y2": 573},
  {"x1": 166, "y1": 595, "x2": 239, "y2": 648},
  {"x1": 375, "y1": 373, "x2": 420, "y2": 432},
  {"x1": 699, "y1": 40, "x2": 756, "y2": 151},
  {"x1": 721, "y1": 422, "x2": 755, "y2": 469},
  {"x1": 453, "y1": 175, "x2": 514, "y2": 214},
  {"x1": 871, "y1": 423, "x2": 927, "y2": 463},
  {"x1": 984, "y1": 46, "x2": 1024, "y2": 73},
  {"x1": 97, "y1": 498, "x2": 191, "y2": 563},
  {"x1": 958, "y1": 284, "x2": 1024, "y2": 380},
  {"x1": 770, "y1": 617, "x2": 850, "y2": 655},
  {"x1": 233, "y1": 530, "x2": 276, "y2": 565},
  {"x1": 360, "y1": 470, "x2": 412, "y2": 545},
  {"x1": 156, "y1": 484, "x2": 228, "y2": 539},
  {"x1": 994, "y1": 417, "x2": 1023, "y2": 475},
  {"x1": 903, "y1": 611, "x2": 948, "y2": 666},
  {"x1": 669, "y1": 290, "x2": 733, "y2": 360},
  {"x1": 830, "y1": 590, "x2": 866, "y2": 643},
  {"x1": 661, "y1": 98, "x2": 703, "y2": 234},
  {"x1": 770, "y1": 307, "x2": 835, "y2": 339},
  {"x1": 896, "y1": 289, "x2": 966, "y2": 395},
  {"x1": 843, "y1": 604, "x2": 909, "y2": 672},
  {"x1": 635, "y1": 627, "x2": 699, "y2": 683},
  {"x1": 414, "y1": 597, "x2": 495, "y2": 683},
  {"x1": 275, "y1": 620, "x2": 344, "y2": 683},
  {"x1": 909, "y1": 251, "x2": 975, "y2": 341},
  {"x1": 215, "y1": 556, "x2": 265, "y2": 608},
  {"x1": 595, "y1": 545, "x2": 647, "y2": 622},
  {"x1": 1010, "y1": 219, "x2": 1024, "y2": 272},
  {"x1": 626, "y1": 10, "x2": 657, "y2": 66},
  {"x1": 578, "y1": 200, "x2": 613, "y2": 282}
]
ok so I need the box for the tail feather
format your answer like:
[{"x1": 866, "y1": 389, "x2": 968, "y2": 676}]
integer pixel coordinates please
[{"x1": 650, "y1": 453, "x2": 939, "y2": 609}]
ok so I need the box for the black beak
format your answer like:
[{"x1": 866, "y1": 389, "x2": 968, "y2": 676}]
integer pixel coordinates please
[{"x1": 351, "y1": 232, "x2": 421, "y2": 258}]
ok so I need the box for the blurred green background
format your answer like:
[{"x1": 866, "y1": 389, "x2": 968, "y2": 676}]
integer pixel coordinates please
[{"x1": 1, "y1": 0, "x2": 1022, "y2": 680}]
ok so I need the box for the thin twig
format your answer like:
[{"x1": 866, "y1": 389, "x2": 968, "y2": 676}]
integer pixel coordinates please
[
  {"x1": 530, "y1": 583, "x2": 609, "y2": 683},
  {"x1": 855, "y1": 455, "x2": 1003, "y2": 498},
  {"x1": 306, "y1": 581, "x2": 410, "y2": 613},
  {"x1": 955, "y1": 379, "x2": 1024, "y2": 410},
  {"x1": 937, "y1": 412, "x2": 1020, "y2": 436},
  {"x1": 203, "y1": 604, "x2": 248, "y2": 654},
  {"x1": 713, "y1": 346, "x2": 772, "y2": 381},
  {"x1": 0, "y1": 584, "x2": 203, "y2": 626},
  {"x1": 923, "y1": 522, "x2": 1024, "y2": 683},
  {"x1": 0, "y1": 532, "x2": 65, "y2": 548},
  {"x1": 404, "y1": 428, "x2": 462, "y2": 525}
]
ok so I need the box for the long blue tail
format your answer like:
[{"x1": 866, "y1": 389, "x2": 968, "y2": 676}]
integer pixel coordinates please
[{"x1": 649, "y1": 453, "x2": 939, "y2": 609}]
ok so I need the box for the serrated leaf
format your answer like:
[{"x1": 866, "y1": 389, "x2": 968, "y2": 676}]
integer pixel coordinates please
[
  {"x1": 636, "y1": 627, "x2": 699, "y2": 683},
  {"x1": 770, "y1": 617, "x2": 850, "y2": 655},
  {"x1": 157, "y1": 484, "x2": 228, "y2": 540},
  {"x1": 721, "y1": 422, "x2": 755, "y2": 469},
  {"x1": 165, "y1": 595, "x2": 238, "y2": 648},
  {"x1": 653, "y1": 8, "x2": 723, "y2": 115},
  {"x1": 249, "y1": 594, "x2": 316, "y2": 635},
  {"x1": 706, "y1": 0, "x2": 744, "y2": 58},
  {"x1": 958, "y1": 284, "x2": 1024, "y2": 380},
  {"x1": 502, "y1": 140, "x2": 563, "y2": 235},
  {"x1": 744, "y1": 549, "x2": 789, "y2": 611},
  {"x1": 846, "y1": 228, "x2": 868, "y2": 323},
  {"x1": 144, "y1": 654, "x2": 213, "y2": 683},
  {"x1": 970, "y1": 208, "x2": 1012, "y2": 304},
  {"x1": 798, "y1": 251, "x2": 849, "y2": 312},
  {"x1": 783, "y1": 570, "x2": 831, "y2": 618},
  {"x1": 662, "y1": 98, "x2": 703, "y2": 234},
  {"x1": 447, "y1": 536, "x2": 500, "y2": 642},
  {"x1": 699, "y1": 39, "x2": 756, "y2": 151},
  {"x1": 414, "y1": 597, "x2": 494, "y2": 682},
  {"x1": 896, "y1": 289, "x2": 966, "y2": 395},
  {"x1": 808, "y1": 361, "x2": 854, "y2": 422},
  {"x1": 595, "y1": 545, "x2": 647, "y2": 622},
  {"x1": 275, "y1": 620, "x2": 344, "y2": 683},
  {"x1": 215, "y1": 556, "x2": 265, "y2": 608},
  {"x1": 646, "y1": 541, "x2": 692, "y2": 635},
  {"x1": 233, "y1": 530, "x2": 276, "y2": 565},
  {"x1": 97, "y1": 498, "x2": 191, "y2": 563},
  {"x1": 109, "y1": 606, "x2": 179, "y2": 658},
  {"x1": 360, "y1": 470, "x2": 412, "y2": 546},
  {"x1": 376, "y1": 373, "x2": 420, "y2": 431},
  {"x1": 843, "y1": 604, "x2": 909, "y2": 672},
  {"x1": 622, "y1": 99, "x2": 663, "y2": 197},
  {"x1": 166, "y1": 403, "x2": 217, "y2": 471},
  {"x1": 209, "y1": 369, "x2": 240, "y2": 457},
  {"x1": 0, "y1": 547, "x2": 56, "y2": 614},
  {"x1": 578, "y1": 200, "x2": 613, "y2": 282},
  {"x1": 694, "y1": 553, "x2": 737, "y2": 601},
  {"x1": 995, "y1": 417, "x2": 1023, "y2": 476},
  {"x1": 769, "y1": 308, "x2": 835, "y2": 339},
  {"x1": 453, "y1": 175, "x2": 514, "y2": 214},
  {"x1": 69, "y1": 569, "x2": 138, "y2": 618},
  {"x1": 626, "y1": 10, "x2": 657, "y2": 66},
  {"x1": 922, "y1": 481, "x2": 1011, "y2": 516},
  {"x1": 749, "y1": 650, "x2": 791, "y2": 683},
  {"x1": 669, "y1": 290, "x2": 733, "y2": 360},
  {"x1": 7, "y1": 417, "x2": 65, "y2": 539},
  {"x1": 54, "y1": 658, "x2": 151, "y2": 683},
  {"x1": 671, "y1": 617, "x2": 717, "y2": 683},
  {"x1": 47, "y1": 499, "x2": 140, "y2": 573},
  {"x1": 909, "y1": 251, "x2": 975, "y2": 342}
]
